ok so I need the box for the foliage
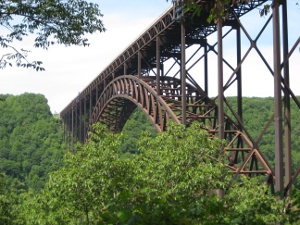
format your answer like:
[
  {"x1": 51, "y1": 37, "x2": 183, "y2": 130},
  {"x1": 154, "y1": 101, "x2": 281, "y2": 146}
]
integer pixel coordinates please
[
  {"x1": 225, "y1": 176, "x2": 290, "y2": 224},
  {"x1": 19, "y1": 122, "x2": 291, "y2": 224},
  {"x1": 121, "y1": 108, "x2": 157, "y2": 154},
  {"x1": 169, "y1": 0, "x2": 299, "y2": 22},
  {"x1": 0, "y1": 0, "x2": 105, "y2": 70},
  {"x1": 170, "y1": 0, "x2": 257, "y2": 22},
  {"x1": 0, "y1": 93, "x2": 66, "y2": 192},
  {"x1": 0, "y1": 173, "x2": 23, "y2": 225},
  {"x1": 0, "y1": 94, "x2": 299, "y2": 223}
]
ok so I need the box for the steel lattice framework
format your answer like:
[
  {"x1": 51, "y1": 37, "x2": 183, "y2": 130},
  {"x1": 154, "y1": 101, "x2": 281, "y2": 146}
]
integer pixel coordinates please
[{"x1": 60, "y1": 0, "x2": 300, "y2": 196}]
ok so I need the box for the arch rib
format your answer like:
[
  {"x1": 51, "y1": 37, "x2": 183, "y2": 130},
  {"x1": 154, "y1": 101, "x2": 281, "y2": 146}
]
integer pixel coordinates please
[{"x1": 88, "y1": 75, "x2": 180, "y2": 134}]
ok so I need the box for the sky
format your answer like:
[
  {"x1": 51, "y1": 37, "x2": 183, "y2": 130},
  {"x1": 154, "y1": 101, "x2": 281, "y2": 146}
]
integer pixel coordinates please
[{"x1": 0, "y1": 0, "x2": 299, "y2": 114}]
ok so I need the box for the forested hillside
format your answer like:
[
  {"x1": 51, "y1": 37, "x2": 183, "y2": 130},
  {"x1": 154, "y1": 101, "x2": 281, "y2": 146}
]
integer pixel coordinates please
[
  {"x1": 2, "y1": 94, "x2": 300, "y2": 191},
  {"x1": 225, "y1": 97, "x2": 300, "y2": 182},
  {"x1": 0, "y1": 93, "x2": 66, "y2": 191},
  {"x1": 18, "y1": 123, "x2": 293, "y2": 224},
  {"x1": 1, "y1": 94, "x2": 300, "y2": 223}
]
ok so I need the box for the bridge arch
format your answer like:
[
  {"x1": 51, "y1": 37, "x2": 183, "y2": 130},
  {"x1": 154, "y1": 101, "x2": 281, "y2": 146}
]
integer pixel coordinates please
[
  {"x1": 86, "y1": 75, "x2": 274, "y2": 188},
  {"x1": 88, "y1": 75, "x2": 180, "y2": 134}
]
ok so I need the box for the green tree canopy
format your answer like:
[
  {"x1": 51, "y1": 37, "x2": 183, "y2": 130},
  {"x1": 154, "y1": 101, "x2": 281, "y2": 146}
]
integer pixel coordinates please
[
  {"x1": 20, "y1": 122, "x2": 292, "y2": 224},
  {"x1": 0, "y1": 93, "x2": 66, "y2": 191},
  {"x1": 168, "y1": 0, "x2": 286, "y2": 21},
  {"x1": 0, "y1": 0, "x2": 105, "y2": 70}
]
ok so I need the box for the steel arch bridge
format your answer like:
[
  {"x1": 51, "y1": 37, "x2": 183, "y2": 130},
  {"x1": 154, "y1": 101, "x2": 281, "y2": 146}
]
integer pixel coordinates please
[{"x1": 60, "y1": 0, "x2": 300, "y2": 196}]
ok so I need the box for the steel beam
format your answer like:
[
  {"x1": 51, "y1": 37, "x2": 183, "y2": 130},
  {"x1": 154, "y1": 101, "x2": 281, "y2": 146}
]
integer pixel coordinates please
[
  {"x1": 124, "y1": 63, "x2": 127, "y2": 75},
  {"x1": 181, "y1": 21, "x2": 186, "y2": 126},
  {"x1": 79, "y1": 98, "x2": 82, "y2": 142},
  {"x1": 273, "y1": 0, "x2": 284, "y2": 199},
  {"x1": 84, "y1": 96, "x2": 86, "y2": 142},
  {"x1": 236, "y1": 24, "x2": 242, "y2": 130},
  {"x1": 156, "y1": 36, "x2": 161, "y2": 95},
  {"x1": 71, "y1": 107, "x2": 74, "y2": 153},
  {"x1": 218, "y1": 19, "x2": 224, "y2": 140},
  {"x1": 138, "y1": 51, "x2": 142, "y2": 78},
  {"x1": 204, "y1": 39, "x2": 208, "y2": 97},
  {"x1": 282, "y1": 0, "x2": 291, "y2": 195}
]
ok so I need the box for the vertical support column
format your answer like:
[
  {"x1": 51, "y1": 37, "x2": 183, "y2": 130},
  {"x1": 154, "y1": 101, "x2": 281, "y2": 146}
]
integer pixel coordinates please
[
  {"x1": 96, "y1": 85, "x2": 99, "y2": 103},
  {"x1": 181, "y1": 21, "x2": 186, "y2": 126},
  {"x1": 124, "y1": 63, "x2": 127, "y2": 75},
  {"x1": 103, "y1": 78, "x2": 107, "y2": 110},
  {"x1": 66, "y1": 113, "x2": 69, "y2": 148},
  {"x1": 282, "y1": 0, "x2": 291, "y2": 194},
  {"x1": 204, "y1": 39, "x2": 208, "y2": 97},
  {"x1": 63, "y1": 115, "x2": 66, "y2": 142},
  {"x1": 67, "y1": 113, "x2": 70, "y2": 148},
  {"x1": 84, "y1": 96, "x2": 86, "y2": 142},
  {"x1": 63, "y1": 114, "x2": 66, "y2": 145},
  {"x1": 69, "y1": 111, "x2": 72, "y2": 150},
  {"x1": 217, "y1": 19, "x2": 224, "y2": 140},
  {"x1": 71, "y1": 106, "x2": 74, "y2": 153},
  {"x1": 79, "y1": 98, "x2": 82, "y2": 143},
  {"x1": 74, "y1": 104, "x2": 78, "y2": 146},
  {"x1": 217, "y1": 16, "x2": 225, "y2": 199},
  {"x1": 236, "y1": 23, "x2": 243, "y2": 132},
  {"x1": 138, "y1": 51, "x2": 142, "y2": 78},
  {"x1": 89, "y1": 91, "x2": 92, "y2": 124},
  {"x1": 103, "y1": 74, "x2": 107, "y2": 91},
  {"x1": 273, "y1": 0, "x2": 284, "y2": 199},
  {"x1": 156, "y1": 36, "x2": 161, "y2": 95}
]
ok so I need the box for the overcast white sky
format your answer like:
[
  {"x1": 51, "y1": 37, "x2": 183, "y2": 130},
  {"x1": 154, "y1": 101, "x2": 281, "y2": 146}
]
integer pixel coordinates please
[{"x1": 0, "y1": 0, "x2": 299, "y2": 114}]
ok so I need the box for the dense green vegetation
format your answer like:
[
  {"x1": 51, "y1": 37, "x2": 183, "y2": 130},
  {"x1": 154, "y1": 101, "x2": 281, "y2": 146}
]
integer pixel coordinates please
[
  {"x1": 0, "y1": 93, "x2": 66, "y2": 191},
  {"x1": 2, "y1": 122, "x2": 297, "y2": 224},
  {"x1": 2, "y1": 93, "x2": 300, "y2": 223},
  {"x1": 121, "y1": 109, "x2": 157, "y2": 154}
]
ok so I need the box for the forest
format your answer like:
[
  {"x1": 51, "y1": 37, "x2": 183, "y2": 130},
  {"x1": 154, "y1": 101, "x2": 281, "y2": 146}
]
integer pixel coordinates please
[{"x1": 1, "y1": 93, "x2": 300, "y2": 224}]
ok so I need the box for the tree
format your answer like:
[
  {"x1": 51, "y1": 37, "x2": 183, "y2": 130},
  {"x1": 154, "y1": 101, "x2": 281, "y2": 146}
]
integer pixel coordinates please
[
  {"x1": 20, "y1": 122, "x2": 292, "y2": 224},
  {"x1": 121, "y1": 108, "x2": 157, "y2": 154},
  {"x1": 0, "y1": 0, "x2": 105, "y2": 70},
  {"x1": 168, "y1": 0, "x2": 298, "y2": 22},
  {"x1": 0, "y1": 173, "x2": 20, "y2": 225},
  {"x1": 0, "y1": 93, "x2": 66, "y2": 192}
]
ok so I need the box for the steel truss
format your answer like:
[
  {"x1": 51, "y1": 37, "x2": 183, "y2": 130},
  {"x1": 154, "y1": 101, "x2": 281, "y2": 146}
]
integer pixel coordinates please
[{"x1": 60, "y1": 0, "x2": 300, "y2": 196}]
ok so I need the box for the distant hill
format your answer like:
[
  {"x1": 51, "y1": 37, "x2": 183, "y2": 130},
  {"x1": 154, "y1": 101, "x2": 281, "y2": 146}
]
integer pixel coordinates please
[{"x1": 0, "y1": 93, "x2": 66, "y2": 191}]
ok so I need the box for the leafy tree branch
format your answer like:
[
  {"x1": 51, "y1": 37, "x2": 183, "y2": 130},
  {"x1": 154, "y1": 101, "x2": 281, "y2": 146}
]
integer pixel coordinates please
[{"x1": 0, "y1": 0, "x2": 106, "y2": 70}]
